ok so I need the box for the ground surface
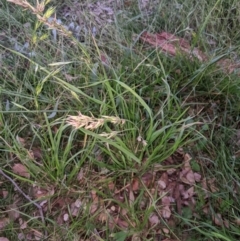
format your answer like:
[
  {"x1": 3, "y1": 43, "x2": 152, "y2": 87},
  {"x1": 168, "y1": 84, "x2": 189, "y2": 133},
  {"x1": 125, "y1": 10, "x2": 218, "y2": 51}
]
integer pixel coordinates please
[{"x1": 0, "y1": 0, "x2": 240, "y2": 240}]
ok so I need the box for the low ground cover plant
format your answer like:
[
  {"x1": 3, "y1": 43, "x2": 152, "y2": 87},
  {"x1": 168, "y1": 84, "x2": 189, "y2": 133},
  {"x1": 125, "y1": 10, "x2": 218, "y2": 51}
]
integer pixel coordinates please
[{"x1": 0, "y1": 0, "x2": 240, "y2": 240}]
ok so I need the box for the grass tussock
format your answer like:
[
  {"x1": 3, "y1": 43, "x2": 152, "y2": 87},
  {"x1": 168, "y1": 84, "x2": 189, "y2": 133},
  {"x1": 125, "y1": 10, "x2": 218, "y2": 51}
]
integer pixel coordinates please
[{"x1": 0, "y1": 0, "x2": 240, "y2": 240}]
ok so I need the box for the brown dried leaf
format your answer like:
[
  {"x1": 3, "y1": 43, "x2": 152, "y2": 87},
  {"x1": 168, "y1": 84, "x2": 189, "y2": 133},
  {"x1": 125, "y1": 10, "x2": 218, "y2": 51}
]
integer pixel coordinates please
[
  {"x1": 33, "y1": 229, "x2": 44, "y2": 241},
  {"x1": 141, "y1": 172, "x2": 153, "y2": 187},
  {"x1": 194, "y1": 173, "x2": 202, "y2": 182},
  {"x1": 162, "y1": 206, "x2": 171, "y2": 219},
  {"x1": 208, "y1": 178, "x2": 219, "y2": 193},
  {"x1": 140, "y1": 31, "x2": 208, "y2": 62},
  {"x1": 158, "y1": 173, "x2": 168, "y2": 190},
  {"x1": 7, "y1": 203, "x2": 20, "y2": 221},
  {"x1": 98, "y1": 212, "x2": 108, "y2": 223},
  {"x1": 70, "y1": 203, "x2": 79, "y2": 217},
  {"x1": 181, "y1": 187, "x2": 195, "y2": 200},
  {"x1": 0, "y1": 238, "x2": 10, "y2": 241},
  {"x1": 17, "y1": 233, "x2": 25, "y2": 240},
  {"x1": 30, "y1": 147, "x2": 42, "y2": 160},
  {"x1": 166, "y1": 168, "x2": 177, "y2": 175},
  {"x1": 91, "y1": 190, "x2": 99, "y2": 203},
  {"x1": 217, "y1": 58, "x2": 240, "y2": 74},
  {"x1": 19, "y1": 218, "x2": 27, "y2": 229},
  {"x1": 90, "y1": 190, "x2": 103, "y2": 214},
  {"x1": 108, "y1": 217, "x2": 116, "y2": 230},
  {"x1": 186, "y1": 171, "x2": 196, "y2": 185},
  {"x1": 115, "y1": 217, "x2": 129, "y2": 229},
  {"x1": 32, "y1": 186, "x2": 54, "y2": 203},
  {"x1": 158, "y1": 180, "x2": 167, "y2": 189},
  {"x1": 131, "y1": 178, "x2": 139, "y2": 191},
  {"x1": 90, "y1": 203, "x2": 98, "y2": 214},
  {"x1": 213, "y1": 213, "x2": 223, "y2": 226},
  {"x1": 149, "y1": 213, "x2": 160, "y2": 225},
  {"x1": 162, "y1": 196, "x2": 171, "y2": 206},
  {"x1": 12, "y1": 163, "x2": 30, "y2": 178},
  {"x1": 0, "y1": 218, "x2": 10, "y2": 230},
  {"x1": 162, "y1": 228, "x2": 170, "y2": 234}
]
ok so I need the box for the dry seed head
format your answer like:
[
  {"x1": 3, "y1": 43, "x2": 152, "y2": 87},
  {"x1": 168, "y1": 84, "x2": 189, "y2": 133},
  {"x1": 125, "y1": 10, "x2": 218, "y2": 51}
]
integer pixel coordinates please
[
  {"x1": 99, "y1": 131, "x2": 118, "y2": 139},
  {"x1": 66, "y1": 112, "x2": 125, "y2": 130}
]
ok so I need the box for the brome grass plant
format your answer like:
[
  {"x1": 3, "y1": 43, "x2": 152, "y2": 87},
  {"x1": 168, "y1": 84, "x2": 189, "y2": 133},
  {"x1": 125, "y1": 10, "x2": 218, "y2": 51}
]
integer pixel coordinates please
[{"x1": 0, "y1": 0, "x2": 240, "y2": 240}]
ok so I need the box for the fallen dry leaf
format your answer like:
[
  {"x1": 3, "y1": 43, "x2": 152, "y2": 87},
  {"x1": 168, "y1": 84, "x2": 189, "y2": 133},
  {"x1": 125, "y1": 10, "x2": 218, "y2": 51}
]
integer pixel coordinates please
[
  {"x1": 166, "y1": 168, "x2": 177, "y2": 175},
  {"x1": 162, "y1": 206, "x2": 171, "y2": 219},
  {"x1": 131, "y1": 177, "x2": 139, "y2": 191},
  {"x1": 162, "y1": 228, "x2": 170, "y2": 234},
  {"x1": 0, "y1": 238, "x2": 10, "y2": 241},
  {"x1": 98, "y1": 212, "x2": 108, "y2": 223},
  {"x1": 149, "y1": 212, "x2": 160, "y2": 225},
  {"x1": 19, "y1": 218, "x2": 27, "y2": 229},
  {"x1": 162, "y1": 196, "x2": 171, "y2": 206},
  {"x1": 140, "y1": 31, "x2": 208, "y2": 62},
  {"x1": 213, "y1": 213, "x2": 223, "y2": 226},
  {"x1": 194, "y1": 173, "x2": 201, "y2": 182},
  {"x1": 158, "y1": 180, "x2": 167, "y2": 189},
  {"x1": 141, "y1": 172, "x2": 153, "y2": 187},
  {"x1": 115, "y1": 217, "x2": 129, "y2": 229},
  {"x1": 17, "y1": 233, "x2": 25, "y2": 240},
  {"x1": 0, "y1": 218, "x2": 10, "y2": 230},
  {"x1": 32, "y1": 186, "x2": 54, "y2": 207},
  {"x1": 12, "y1": 163, "x2": 30, "y2": 178},
  {"x1": 158, "y1": 173, "x2": 168, "y2": 190},
  {"x1": 90, "y1": 203, "x2": 98, "y2": 214},
  {"x1": 181, "y1": 187, "x2": 195, "y2": 200},
  {"x1": 186, "y1": 171, "x2": 196, "y2": 185},
  {"x1": 33, "y1": 229, "x2": 44, "y2": 241},
  {"x1": 7, "y1": 203, "x2": 20, "y2": 221},
  {"x1": 217, "y1": 58, "x2": 240, "y2": 74},
  {"x1": 29, "y1": 147, "x2": 42, "y2": 160},
  {"x1": 140, "y1": 31, "x2": 240, "y2": 75},
  {"x1": 90, "y1": 190, "x2": 103, "y2": 214},
  {"x1": 70, "y1": 200, "x2": 81, "y2": 217},
  {"x1": 180, "y1": 169, "x2": 195, "y2": 185}
]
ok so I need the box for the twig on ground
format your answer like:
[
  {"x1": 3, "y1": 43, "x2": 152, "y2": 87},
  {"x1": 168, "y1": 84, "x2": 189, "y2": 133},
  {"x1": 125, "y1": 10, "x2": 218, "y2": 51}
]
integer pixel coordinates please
[{"x1": 0, "y1": 168, "x2": 47, "y2": 237}]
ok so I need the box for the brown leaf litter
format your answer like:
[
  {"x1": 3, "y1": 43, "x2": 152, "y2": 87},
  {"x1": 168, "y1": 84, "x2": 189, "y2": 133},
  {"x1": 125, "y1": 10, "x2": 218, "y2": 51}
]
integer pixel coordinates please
[
  {"x1": 140, "y1": 31, "x2": 240, "y2": 74},
  {"x1": 12, "y1": 163, "x2": 30, "y2": 178},
  {"x1": 0, "y1": 146, "x2": 234, "y2": 240},
  {"x1": 82, "y1": 148, "x2": 227, "y2": 240}
]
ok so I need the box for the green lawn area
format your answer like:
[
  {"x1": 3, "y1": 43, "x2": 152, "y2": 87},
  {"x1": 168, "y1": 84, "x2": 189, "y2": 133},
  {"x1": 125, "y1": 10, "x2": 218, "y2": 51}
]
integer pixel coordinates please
[{"x1": 0, "y1": 0, "x2": 240, "y2": 240}]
